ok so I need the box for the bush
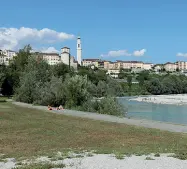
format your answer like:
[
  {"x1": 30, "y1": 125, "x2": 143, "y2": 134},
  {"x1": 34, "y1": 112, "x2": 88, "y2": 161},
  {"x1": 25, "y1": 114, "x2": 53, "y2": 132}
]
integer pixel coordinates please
[
  {"x1": 81, "y1": 99, "x2": 99, "y2": 112},
  {"x1": 63, "y1": 75, "x2": 91, "y2": 108},
  {"x1": 98, "y1": 97, "x2": 124, "y2": 116},
  {"x1": 82, "y1": 97, "x2": 125, "y2": 116}
]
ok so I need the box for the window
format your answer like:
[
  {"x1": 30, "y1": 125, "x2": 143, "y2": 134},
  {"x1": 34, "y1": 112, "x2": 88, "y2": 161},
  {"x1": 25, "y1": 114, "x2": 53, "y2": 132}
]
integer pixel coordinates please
[{"x1": 78, "y1": 44, "x2": 80, "y2": 48}]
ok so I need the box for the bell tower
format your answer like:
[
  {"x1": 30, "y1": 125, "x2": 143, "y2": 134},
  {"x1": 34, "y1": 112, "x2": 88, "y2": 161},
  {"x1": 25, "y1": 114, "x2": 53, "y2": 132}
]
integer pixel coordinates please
[{"x1": 77, "y1": 36, "x2": 82, "y2": 65}]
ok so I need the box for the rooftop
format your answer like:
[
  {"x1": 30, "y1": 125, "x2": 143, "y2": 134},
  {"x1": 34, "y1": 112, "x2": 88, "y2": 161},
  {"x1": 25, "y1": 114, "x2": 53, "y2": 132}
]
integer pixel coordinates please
[
  {"x1": 116, "y1": 60, "x2": 143, "y2": 63},
  {"x1": 83, "y1": 59, "x2": 100, "y2": 61},
  {"x1": 164, "y1": 62, "x2": 176, "y2": 65},
  {"x1": 61, "y1": 47, "x2": 70, "y2": 49},
  {"x1": 40, "y1": 53, "x2": 59, "y2": 56}
]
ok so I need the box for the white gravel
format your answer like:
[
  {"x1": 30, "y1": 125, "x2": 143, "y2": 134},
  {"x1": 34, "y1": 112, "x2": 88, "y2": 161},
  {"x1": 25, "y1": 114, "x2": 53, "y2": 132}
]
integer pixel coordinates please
[
  {"x1": 63, "y1": 154, "x2": 187, "y2": 169},
  {"x1": 1, "y1": 154, "x2": 187, "y2": 169},
  {"x1": 129, "y1": 94, "x2": 187, "y2": 105},
  {"x1": 0, "y1": 158, "x2": 16, "y2": 169}
]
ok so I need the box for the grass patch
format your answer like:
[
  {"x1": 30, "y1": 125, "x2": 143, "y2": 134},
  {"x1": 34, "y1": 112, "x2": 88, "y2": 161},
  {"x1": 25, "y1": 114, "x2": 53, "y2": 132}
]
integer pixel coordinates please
[
  {"x1": 172, "y1": 152, "x2": 187, "y2": 160},
  {"x1": 14, "y1": 163, "x2": 65, "y2": 169},
  {"x1": 114, "y1": 152, "x2": 125, "y2": 160},
  {"x1": 75, "y1": 154, "x2": 84, "y2": 158},
  {"x1": 0, "y1": 159, "x2": 7, "y2": 162},
  {"x1": 145, "y1": 157, "x2": 155, "y2": 160},
  {"x1": 1, "y1": 102, "x2": 187, "y2": 158}
]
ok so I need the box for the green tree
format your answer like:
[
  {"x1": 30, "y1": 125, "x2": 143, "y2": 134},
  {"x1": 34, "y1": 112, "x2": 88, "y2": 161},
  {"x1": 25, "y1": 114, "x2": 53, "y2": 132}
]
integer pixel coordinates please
[
  {"x1": 52, "y1": 62, "x2": 74, "y2": 79},
  {"x1": 63, "y1": 75, "x2": 90, "y2": 108},
  {"x1": 15, "y1": 57, "x2": 52, "y2": 103},
  {"x1": 127, "y1": 75, "x2": 132, "y2": 93},
  {"x1": 146, "y1": 78, "x2": 163, "y2": 95},
  {"x1": 96, "y1": 81, "x2": 108, "y2": 98},
  {"x1": 106, "y1": 78, "x2": 124, "y2": 96},
  {"x1": 11, "y1": 44, "x2": 32, "y2": 72}
]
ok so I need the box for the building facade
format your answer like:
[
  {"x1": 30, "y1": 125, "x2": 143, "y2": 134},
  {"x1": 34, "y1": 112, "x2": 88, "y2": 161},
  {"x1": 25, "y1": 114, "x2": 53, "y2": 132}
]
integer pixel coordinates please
[
  {"x1": 42, "y1": 53, "x2": 60, "y2": 65},
  {"x1": 164, "y1": 62, "x2": 177, "y2": 72},
  {"x1": 106, "y1": 69, "x2": 120, "y2": 78},
  {"x1": 154, "y1": 65, "x2": 162, "y2": 72},
  {"x1": 0, "y1": 49, "x2": 17, "y2": 65},
  {"x1": 143, "y1": 63, "x2": 154, "y2": 70},
  {"x1": 176, "y1": 61, "x2": 187, "y2": 71},
  {"x1": 82, "y1": 59, "x2": 100, "y2": 67},
  {"x1": 61, "y1": 47, "x2": 70, "y2": 65}
]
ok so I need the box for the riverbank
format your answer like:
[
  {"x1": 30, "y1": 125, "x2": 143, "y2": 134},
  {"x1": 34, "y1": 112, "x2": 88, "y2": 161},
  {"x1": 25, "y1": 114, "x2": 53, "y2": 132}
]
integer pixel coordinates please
[
  {"x1": 12, "y1": 101, "x2": 187, "y2": 133},
  {"x1": 129, "y1": 94, "x2": 187, "y2": 105},
  {"x1": 2, "y1": 101, "x2": 187, "y2": 158}
]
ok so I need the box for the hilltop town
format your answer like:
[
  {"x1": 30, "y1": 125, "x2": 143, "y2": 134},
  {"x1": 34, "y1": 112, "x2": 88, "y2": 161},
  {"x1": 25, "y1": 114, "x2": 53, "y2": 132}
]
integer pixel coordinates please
[{"x1": 1, "y1": 36, "x2": 187, "y2": 79}]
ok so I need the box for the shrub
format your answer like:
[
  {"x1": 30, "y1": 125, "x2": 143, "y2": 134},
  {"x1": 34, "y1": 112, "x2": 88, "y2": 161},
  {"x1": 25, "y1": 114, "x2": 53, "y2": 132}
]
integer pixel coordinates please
[
  {"x1": 63, "y1": 75, "x2": 91, "y2": 108},
  {"x1": 97, "y1": 97, "x2": 124, "y2": 116},
  {"x1": 82, "y1": 97, "x2": 125, "y2": 116},
  {"x1": 154, "y1": 153, "x2": 160, "y2": 157},
  {"x1": 173, "y1": 152, "x2": 187, "y2": 160}
]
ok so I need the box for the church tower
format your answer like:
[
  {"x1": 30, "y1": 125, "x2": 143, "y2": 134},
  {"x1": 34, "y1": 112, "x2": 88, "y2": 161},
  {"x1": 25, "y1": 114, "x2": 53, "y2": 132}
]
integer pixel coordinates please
[{"x1": 77, "y1": 36, "x2": 82, "y2": 65}]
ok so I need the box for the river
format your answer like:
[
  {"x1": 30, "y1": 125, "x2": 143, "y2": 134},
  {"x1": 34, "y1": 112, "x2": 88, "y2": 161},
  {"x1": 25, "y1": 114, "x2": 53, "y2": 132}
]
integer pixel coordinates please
[{"x1": 118, "y1": 97, "x2": 187, "y2": 125}]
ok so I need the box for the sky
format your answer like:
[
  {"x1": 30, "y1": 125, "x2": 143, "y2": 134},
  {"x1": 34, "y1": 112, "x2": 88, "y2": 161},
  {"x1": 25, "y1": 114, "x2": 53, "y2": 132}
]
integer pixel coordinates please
[{"x1": 1, "y1": 0, "x2": 187, "y2": 63}]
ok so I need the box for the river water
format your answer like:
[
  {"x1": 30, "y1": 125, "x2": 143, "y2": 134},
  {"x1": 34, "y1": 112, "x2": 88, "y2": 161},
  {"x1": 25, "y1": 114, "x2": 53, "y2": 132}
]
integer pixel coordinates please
[{"x1": 118, "y1": 97, "x2": 187, "y2": 125}]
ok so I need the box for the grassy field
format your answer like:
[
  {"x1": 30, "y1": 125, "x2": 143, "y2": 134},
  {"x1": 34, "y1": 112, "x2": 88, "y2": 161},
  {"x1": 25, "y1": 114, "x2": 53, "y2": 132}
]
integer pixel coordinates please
[{"x1": 1, "y1": 101, "x2": 187, "y2": 158}]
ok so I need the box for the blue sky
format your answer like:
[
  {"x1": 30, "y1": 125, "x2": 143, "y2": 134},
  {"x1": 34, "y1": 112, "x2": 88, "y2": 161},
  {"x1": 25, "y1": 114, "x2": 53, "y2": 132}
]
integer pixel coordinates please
[{"x1": 1, "y1": 0, "x2": 187, "y2": 63}]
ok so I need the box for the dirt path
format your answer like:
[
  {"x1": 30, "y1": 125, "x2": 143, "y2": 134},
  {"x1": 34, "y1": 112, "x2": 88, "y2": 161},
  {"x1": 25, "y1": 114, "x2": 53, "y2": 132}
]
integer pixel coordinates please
[{"x1": 13, "y1": 102, "x2": 187, "y2": 133}]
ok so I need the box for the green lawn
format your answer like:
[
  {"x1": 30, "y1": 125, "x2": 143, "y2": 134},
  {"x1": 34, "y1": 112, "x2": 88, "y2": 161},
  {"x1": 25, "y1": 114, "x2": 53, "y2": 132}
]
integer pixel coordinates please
[{"x1": 1, "y1": 102, "x2": 187, "y2": 158}]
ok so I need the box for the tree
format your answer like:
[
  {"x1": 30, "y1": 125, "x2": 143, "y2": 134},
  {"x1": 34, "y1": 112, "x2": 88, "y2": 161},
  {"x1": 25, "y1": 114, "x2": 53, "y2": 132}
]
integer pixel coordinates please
[
  {"x1": 118, "y1": 72, "x2": 126, "y2": 79},
  {"x1": 127, "y1": 75, "x2": 132, "y2": 90},
  {"x1": 52, "y1": 62, "x2": 74, "y2": 79},
  {"x1": 11, "y1": 44, "x2": 32, "y2": 72},
  {"x1": 106, "y1": 78, "x2": 124, "y2": 96},
  {"x1": 63, "y1": 75, "x2": 90, "y2": 108},
  {"x1": 0, "y1": 65, "x2": 6, "y2": 88},
  {"x1": 1, "y1": 78, "x2": 13, "y2": 96},
  {"x1": 146, "y1": 78, "x2": 163, "y2": 95},
  {"x1": 15, "y1": 57, "x2": 52, "y2": 103},
  {"x1": 96, "y1": 81, "x2": 108, "y2": 98}
]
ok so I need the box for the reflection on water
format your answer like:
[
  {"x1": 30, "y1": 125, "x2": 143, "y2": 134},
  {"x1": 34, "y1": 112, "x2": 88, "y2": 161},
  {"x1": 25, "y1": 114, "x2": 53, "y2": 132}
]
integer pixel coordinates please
[{"x1": 118, "y1": 97, "x2": 187, "y2": 125}]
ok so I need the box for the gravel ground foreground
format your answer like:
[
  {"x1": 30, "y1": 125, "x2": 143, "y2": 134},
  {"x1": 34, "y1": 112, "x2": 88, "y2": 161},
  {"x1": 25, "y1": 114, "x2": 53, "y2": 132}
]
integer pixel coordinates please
[
  {"x1": 13, "y1": 102, "x2": 187, "y2": 133},
  {"x1": 63, "y1": 154, "x2": 187, "y2": 169},
  {"x1": 1, "y1": 154, "x2": 187, "y2": 169}
]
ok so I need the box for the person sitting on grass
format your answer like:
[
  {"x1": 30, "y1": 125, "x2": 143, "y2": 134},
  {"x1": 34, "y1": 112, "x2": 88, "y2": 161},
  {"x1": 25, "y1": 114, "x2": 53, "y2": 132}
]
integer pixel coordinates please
[
  {"x1": 59, "y1": 105, "x2": 63, "y2": 110},
  {"x1": 48, "y1": 105, "x2": 53, "y2": 110}
]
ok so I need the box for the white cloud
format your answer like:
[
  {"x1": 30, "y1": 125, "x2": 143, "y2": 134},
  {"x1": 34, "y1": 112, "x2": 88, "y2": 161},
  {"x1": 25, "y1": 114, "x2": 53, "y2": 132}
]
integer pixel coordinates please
[
  {"x1": 41, "y1": 47, "x2": 59, "y2": 53},
  {"x1": 176, "y1": 52, "x2": 187, "y2": 57},
  {"x1": 101, "y1": 49, "x2": 146, "y2": 58},
  {"x1": 133, "y1": 49, "x2": 146, "y2": 57},
  {"x1": 101, "y1": 50, "x2": 131, "y2": 57},
  {"x1": 0, "y1": 27, "x2": 75, "y2": 50}
]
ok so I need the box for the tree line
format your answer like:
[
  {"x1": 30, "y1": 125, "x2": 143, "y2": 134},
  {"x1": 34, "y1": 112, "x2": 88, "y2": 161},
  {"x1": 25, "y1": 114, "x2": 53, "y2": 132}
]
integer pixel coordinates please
[
  {"x1": 1, "y1": 45, "x2": 187, "y2": 115},
  {"x1": 0, "y1": 45, "x2": 125, "y2": 116}
]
